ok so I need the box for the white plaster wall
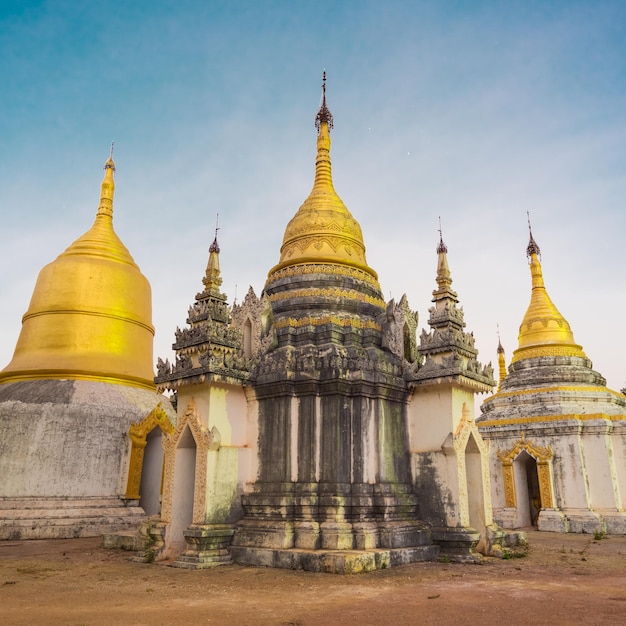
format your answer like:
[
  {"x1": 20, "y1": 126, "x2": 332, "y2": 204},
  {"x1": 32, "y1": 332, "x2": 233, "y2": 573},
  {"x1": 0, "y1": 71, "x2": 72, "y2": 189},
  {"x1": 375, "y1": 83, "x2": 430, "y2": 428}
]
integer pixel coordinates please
[
  {"x1": 612, "y1": 427, "x2": 626, "y2": 508},
  {"x1": 204, "y1": 446, "x2": 241, "y2": 523},
  {"x1": 0, "y1": 381, "x2": 170, "y2": 498},
  {"x1": 551, "y1": 434, "x2": 590, "y2": 509},
  {"x1": 408, "y1": 385, "x2": 477, "y2": 452},
  {"x1": 408, "y1": 387, "x2": 454, "y2": 451},
  {"x1": 580, "y1": 423, "x2": 619, "y2": 510}
]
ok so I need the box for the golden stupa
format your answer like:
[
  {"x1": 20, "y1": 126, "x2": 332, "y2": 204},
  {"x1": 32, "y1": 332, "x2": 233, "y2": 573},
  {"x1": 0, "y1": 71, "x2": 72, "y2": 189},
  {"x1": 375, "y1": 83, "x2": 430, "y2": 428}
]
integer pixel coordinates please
[
  {"x1": 511, "y1": 230, "x2": 585, "y2": 364},
  {"x1": 268, "y1": 72, "x2": 377, "y2": 281},
  {"x1": 0, "y1": 153, "x2": 155, "y2": 389}
]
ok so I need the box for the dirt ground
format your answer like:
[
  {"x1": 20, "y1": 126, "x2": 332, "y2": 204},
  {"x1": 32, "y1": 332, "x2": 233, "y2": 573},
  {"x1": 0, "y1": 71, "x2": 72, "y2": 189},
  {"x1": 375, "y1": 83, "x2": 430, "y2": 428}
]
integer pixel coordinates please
[{"x1": 1, "y1": 530, "x2": 625, "y2": 626}]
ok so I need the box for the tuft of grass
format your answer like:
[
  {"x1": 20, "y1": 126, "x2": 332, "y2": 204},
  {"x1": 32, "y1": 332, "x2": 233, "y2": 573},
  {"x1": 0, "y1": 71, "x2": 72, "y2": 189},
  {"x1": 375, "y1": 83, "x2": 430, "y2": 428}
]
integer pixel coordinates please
[
  {"x1": 502, "y1": 545, "x2": 528, "y2": 560},
  {"x1": 593, "y1": 530, "x2": 607, "y2": 541}
]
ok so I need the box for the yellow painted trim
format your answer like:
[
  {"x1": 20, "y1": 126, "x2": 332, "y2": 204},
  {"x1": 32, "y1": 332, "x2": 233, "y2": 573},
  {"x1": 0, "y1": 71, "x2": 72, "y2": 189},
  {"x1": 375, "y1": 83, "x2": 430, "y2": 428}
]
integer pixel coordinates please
[
  {"x1": 273, "y1": 314, "x2": 381, "y2": 331},
  {"x1": 268, "y1": 286, "x2": 385, "y2": 308},
  {"x1": 22, "y1": 309, "x2": 155, "y2": 334},
  {"x1": 485, "y1": 385, "x2": 624, "y2": 401},
  {"x1": 479, "y1": 412, "x2": 623, "y2": 428},
  {"x1": 0, "y1": 371, "x2": 156, "y2": 391},
  {"x1": 266, "y1": 262, "x2": 381, "y2": 289}
]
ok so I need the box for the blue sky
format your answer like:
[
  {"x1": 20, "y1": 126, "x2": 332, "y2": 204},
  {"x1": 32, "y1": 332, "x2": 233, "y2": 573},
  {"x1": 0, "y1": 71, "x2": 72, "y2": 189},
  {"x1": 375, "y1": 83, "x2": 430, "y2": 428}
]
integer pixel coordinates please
[{"x1": 2, "y1": 1, "x2": 626, "y2": 399}]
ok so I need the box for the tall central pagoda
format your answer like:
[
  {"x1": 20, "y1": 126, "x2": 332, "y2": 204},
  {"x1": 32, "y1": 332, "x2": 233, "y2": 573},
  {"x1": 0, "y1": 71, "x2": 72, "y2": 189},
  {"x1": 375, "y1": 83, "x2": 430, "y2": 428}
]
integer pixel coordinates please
[{"x1": 153, "y1": 75, "x2": 502, "y2": 572}]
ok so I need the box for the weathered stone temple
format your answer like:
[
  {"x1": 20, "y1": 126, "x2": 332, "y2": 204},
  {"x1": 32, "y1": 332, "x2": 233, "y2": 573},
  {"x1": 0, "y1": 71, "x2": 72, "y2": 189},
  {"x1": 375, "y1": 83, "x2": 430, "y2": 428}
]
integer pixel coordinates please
[
  {"x1": 477, "y1": 230, "x2": 626, "y2": 534},
  {"x1": 0, "y1": 155, "x2": 175, "y2": 540},
  {"x1": 152, "y1": 77, "x2": 502, "y2": 572}
]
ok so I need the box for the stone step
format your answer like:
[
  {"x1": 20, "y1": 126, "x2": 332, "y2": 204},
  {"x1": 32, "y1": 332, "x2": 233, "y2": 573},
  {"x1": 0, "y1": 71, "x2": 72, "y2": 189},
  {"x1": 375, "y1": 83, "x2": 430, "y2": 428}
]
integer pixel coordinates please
[
  {"x1": 231, "y1": 544, "x2": 440, "y2": 573},
  {"x1": 102, "y1": 529, "x2": 148, "y2": 551},
  {"x1": 0, "y1": 497, "x2": 148, "y2": 540},
  {"x1": 0, "y1": 497, "x2": 135, "y2": 510}
]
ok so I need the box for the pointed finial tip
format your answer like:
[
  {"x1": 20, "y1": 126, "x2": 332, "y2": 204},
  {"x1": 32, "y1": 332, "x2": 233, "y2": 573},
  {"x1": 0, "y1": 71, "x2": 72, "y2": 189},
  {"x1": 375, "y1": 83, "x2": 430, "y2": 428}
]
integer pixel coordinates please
[
  {"x1": 104, "y1": 141, "x2": 116, "y2": 171},
  {"x1": 315, "y1": 70, "x2": 333, "y2": 132},
  {"x1": 526, "y1": 211, "x2": 540, "y2": 258},
  {"x1": 436, "y1": 217, "x2": 448, "y2": 254},
  {"x1": 209, "y1": 213, "x2": 220, "y2": 253}
]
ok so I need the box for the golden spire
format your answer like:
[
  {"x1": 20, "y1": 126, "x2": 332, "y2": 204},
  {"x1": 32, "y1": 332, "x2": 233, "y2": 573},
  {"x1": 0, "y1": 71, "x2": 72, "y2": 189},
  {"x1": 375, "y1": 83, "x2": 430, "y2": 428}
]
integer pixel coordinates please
[
  {"x1": 435, "y1": 217, "x2": 453, "y2": 292},
  {"x1": 0, "y1": 152, "x2": 155, "y2": 389},
  {"x1": 497, "y1": 328, "x2": 506, "y2": 390},
  {"x1": 200, "y1": 215, "x2": 224, "y2": 298},
  {"x1": 268, "y1": 71, "x2": 377, "y2": 280},
  {"x1": 511, "y1": 221, "x2": 585, "y2": 364}
]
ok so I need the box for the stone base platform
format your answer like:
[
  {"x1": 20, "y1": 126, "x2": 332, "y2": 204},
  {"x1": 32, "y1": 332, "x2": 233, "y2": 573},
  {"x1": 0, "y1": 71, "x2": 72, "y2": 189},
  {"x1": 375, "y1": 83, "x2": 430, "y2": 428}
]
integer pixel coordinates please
[
  {"x1": 171, "y1": 525, "x2": 236, "y2": 569},
  {"x1": 538, "y1": 508, "x2": 626, "y2": 534},
  {"x1": 231, "y1": 544, "x2": 439, "y2": 574},
  {"x1": 0, "y1": 496, "x2": 146, "y2": 540}
]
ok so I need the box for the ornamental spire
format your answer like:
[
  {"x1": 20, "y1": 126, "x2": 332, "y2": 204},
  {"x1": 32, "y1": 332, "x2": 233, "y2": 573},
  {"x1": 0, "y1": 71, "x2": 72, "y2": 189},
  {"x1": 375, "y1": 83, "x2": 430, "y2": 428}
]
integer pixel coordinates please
[
  {"x1": 435, "y1": 218, "x2": 452, "y2": 292},
  {"x1": 201, "y1": 214, "x2": 223, "y2": 298},
  {"x1": 497, "y1": 326, "x2": 506, "y2": 390},
  {"x1": 526, "y1": 211, "x2": 540, "y2": 258},
  {"x1": 315, "y1": 70, "x2": 333, "y2": 132},
  {"x1": 97, "y1": 143, "x2": 116, "y2": 219},
  {"x1": 268, "y1": 72, "x2": 376, "y2": 279}
]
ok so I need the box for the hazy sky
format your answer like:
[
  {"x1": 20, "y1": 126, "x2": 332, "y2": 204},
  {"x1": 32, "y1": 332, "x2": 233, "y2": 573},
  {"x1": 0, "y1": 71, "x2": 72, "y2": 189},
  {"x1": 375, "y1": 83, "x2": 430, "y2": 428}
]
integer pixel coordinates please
[{"x1": 2, "y1": 1, "x2": 625, "y2": 401}]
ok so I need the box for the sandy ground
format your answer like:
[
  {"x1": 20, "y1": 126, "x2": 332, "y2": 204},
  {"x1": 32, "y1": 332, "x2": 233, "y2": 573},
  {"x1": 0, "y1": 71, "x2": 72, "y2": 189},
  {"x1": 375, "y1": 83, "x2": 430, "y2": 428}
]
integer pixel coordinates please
[{"x1": 1, "y1": 530, "x2": 625, "y2": 625}]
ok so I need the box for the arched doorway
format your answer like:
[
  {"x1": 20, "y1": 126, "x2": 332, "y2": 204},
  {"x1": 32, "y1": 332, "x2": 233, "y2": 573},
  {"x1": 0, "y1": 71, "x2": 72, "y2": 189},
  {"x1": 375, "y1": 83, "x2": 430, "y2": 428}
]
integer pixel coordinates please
[
  {"x1": 513, "y1": 450, "x2": 540, "y2": 527},
  {"x1": 465, "y1": 434, "x2": 486, "y2": 533},
  {"x1": 125, "y1": 404, "x2": 174, "y2": 507},
  {"x1": 139, "y1": 427, "x2": 164, "y2": 516},
  {"x1": 168, "y1": 426, "x2": 197, "y2": 553},
  {"x1": 497, "y1": 435, "x2": 554, "y2": 529}
]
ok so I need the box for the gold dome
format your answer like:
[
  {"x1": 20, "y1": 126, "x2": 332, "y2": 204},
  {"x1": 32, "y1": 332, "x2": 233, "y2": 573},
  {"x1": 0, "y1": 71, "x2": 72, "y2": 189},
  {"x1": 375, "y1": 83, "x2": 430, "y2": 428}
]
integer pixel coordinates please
[
  {"x1": 0, "y1": 155, "x2": 155, "y2": 389},
  {"x1": 268, "y1": 73, "x2": 377, "y2": 280},
  {"x1": 511, "y1": 233, "x2": 585, "y2": 363}
]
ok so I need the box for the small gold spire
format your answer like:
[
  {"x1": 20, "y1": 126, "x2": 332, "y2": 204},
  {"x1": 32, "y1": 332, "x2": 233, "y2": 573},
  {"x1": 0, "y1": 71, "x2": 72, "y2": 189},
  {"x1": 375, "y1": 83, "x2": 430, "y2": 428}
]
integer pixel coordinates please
[
  {"x1": 497, "y1": 326, "x2": 506, "y2": 390},
  {"x1": 97, "y1": 148, "x2": 116, "y2": 219},
  {"x1": 202, "y1": 214, "x2": 223, "y2": 294},
  {"x1": 435, "y1": 217, "x2": 452, "y2": 291},
  {"x1": 512, "y1": 226, "x2": 586, "y2": 363}
]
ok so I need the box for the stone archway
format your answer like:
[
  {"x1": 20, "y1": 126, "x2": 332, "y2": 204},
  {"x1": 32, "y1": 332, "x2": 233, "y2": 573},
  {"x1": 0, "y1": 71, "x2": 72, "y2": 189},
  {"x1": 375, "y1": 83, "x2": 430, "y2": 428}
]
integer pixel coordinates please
[
  {"x1": 125, "y1": 404, "x2": 174, "y2": 510},
  {"x1": 465, "y1": 433, "x2": 486, "y2": 533},
  {"x1": 498, "y1": 435, "x2": 554, "y2": 528},
  {"x1": 160, "y1": 400, "x2": 217, "y2": 557}
]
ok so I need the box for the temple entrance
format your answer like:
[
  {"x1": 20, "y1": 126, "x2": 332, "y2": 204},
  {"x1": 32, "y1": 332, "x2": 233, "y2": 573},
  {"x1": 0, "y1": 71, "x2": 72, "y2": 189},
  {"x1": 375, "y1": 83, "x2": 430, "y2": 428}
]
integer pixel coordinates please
[
  {"x1": 139, "y1": 427, "x2": 164, "y2": 516},
  {"x1": 513, "y1": 450, "x2": 540, "y2": 527},
  {"x1": 168, "y1": 426, "x2": 197, "y2": 553},
  {"x1": 465, "y1": 434, "x2": 486, "y2": 533}
]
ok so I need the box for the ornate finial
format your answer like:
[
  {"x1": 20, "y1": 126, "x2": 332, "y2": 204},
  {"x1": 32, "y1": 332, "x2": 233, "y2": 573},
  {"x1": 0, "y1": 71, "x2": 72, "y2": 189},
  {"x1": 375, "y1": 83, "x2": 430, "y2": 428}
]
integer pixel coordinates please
[
  {"x1": 210, "y1": 213, "x2": 220, "y2": 253},
  {"x1": 436, "y1": 216, "x2": 448, "y2": 254},
  {"x1": 104, "y1": 142, "x2": 116, "y2": 171},
  {"x1": 315, "y1": 70, "x2": 334, "y2": 132},
  {"x1": 497, "y1": 324, "x2": 504, "y2": 353},
  {"x1": 526, "y1": 211, "x2": 540, "y2": 258}
]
